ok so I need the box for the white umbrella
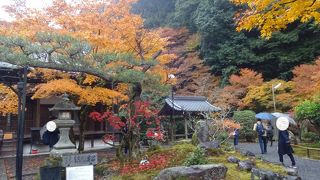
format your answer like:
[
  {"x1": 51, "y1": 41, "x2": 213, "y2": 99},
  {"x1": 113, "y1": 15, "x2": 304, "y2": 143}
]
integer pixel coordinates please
[{"x1": 271, "y1": 112, "x2": 297, "y2": 125}]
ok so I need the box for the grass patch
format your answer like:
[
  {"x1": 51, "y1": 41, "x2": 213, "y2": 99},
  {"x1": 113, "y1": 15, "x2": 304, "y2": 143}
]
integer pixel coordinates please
[
  {"x1": 207, "y1": 151, "x2": 286, "y2": 180},
  {"x1": 97, "y1": 143, "x2": 286, "y2": 180}
]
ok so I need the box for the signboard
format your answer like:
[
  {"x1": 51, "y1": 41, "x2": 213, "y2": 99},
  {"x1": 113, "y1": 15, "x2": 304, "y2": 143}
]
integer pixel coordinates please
[
  {"x1": 62, "y1": 153, "x2": 97, "y2": 167},
  {"x1": 66, "y1": 165, "x2": 93, "y2": 180}
]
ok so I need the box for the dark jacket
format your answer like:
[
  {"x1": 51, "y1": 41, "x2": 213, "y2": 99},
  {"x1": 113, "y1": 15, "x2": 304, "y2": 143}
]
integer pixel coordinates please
[{"x1": 278, "y1": 130, "x2": 293, "y2": 155}]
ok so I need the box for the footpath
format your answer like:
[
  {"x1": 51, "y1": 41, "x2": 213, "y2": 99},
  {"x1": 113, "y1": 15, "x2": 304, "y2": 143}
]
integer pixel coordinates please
[{"x1": 238, "y1": 142, "x2": 320, "y2": 180}]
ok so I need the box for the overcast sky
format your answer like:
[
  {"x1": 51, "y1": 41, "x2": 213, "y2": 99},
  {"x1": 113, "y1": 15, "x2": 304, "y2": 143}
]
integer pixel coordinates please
[{"x1": 0, "y1": 0, "x2": 52, "y2": 21}]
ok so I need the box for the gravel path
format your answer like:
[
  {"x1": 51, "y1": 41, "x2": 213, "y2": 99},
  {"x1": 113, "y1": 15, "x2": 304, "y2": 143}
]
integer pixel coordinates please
[{"x1": 238, "y1": 142, "x2": 320, "y2": 180}]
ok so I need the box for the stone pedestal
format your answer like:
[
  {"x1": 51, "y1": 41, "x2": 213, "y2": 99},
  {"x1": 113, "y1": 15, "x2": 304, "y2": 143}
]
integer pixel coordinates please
[{"x1": 50, "y1": 119, "x2": 77, "y2": 156}]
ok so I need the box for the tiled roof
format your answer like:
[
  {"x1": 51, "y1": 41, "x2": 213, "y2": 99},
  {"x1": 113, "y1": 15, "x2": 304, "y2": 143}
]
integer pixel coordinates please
[{"x1": 159, "y1": 96, "x2": 220, "y2": 115}]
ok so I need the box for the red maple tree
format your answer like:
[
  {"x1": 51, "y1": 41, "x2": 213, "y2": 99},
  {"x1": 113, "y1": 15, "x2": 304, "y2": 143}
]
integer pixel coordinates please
[{"x1": 89, "y1": 100, "x2": 162, "y2": 160}]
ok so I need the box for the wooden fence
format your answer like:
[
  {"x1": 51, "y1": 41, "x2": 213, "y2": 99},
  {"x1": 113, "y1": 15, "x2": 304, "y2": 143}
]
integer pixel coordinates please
[{"x1": 292, "y1": 144, "x2": 320, "y2": 159}]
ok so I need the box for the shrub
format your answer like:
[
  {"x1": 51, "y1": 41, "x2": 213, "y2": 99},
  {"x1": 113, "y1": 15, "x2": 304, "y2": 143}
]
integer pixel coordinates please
[
  {"x1": 191, "y1": 133, "x2": 199, "y2": 145},
  {"x1": 147, "y1": 144, "x2": 162, "y2": 152},
  {"x1": 95, "y1": 164, "x2": 106, "y2": 176},
  {"x1": 206, "y1": 148, "x2": 225, "y2": 156},
  {"x1": 233, "y1": 110, "x2": 256, "y2": 142},
  {"x1": 302, "y1": 132, "x2": 320, "y2": 142},
  {"x1": 217, "y1": 132, "x2": 229, "y2": 143},
  {"x1": 183, "y1": 147, "x2": 208, "y2": 166}
]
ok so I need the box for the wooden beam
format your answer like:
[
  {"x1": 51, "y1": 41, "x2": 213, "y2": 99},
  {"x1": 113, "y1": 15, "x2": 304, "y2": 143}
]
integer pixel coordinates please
[{"x1": 35, "y1": 99, "x2": 40, "y2": 127}]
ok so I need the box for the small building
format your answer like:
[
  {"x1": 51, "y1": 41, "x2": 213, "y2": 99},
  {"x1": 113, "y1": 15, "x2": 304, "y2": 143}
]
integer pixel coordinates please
[{"x1": 159, "y1": 96, "x2": 220, "y2": 140}]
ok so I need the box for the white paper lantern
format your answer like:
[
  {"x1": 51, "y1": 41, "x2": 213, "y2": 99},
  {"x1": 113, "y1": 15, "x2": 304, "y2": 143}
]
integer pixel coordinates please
[{"x1": 276, "y1": 117, "x2": 289, "y2": 131}]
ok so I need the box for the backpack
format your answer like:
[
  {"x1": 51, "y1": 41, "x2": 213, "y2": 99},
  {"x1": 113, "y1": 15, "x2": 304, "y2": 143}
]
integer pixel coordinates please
[
  {"x1": 256, "y1": 123, "x2": 265, "y2": 136},
  {"x1": 266, "y1": 125, "x2": 273, "y2": 136}
]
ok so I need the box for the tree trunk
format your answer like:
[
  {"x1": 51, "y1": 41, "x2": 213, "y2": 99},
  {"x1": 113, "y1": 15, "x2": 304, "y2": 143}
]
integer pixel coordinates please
[{"x1": 78, "y1": 106, "x2": 89, "y2": 152}]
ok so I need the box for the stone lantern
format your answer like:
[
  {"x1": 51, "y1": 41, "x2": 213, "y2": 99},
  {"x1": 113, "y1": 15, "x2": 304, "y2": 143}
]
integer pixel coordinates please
[{"x1": 49, "y1": 94, "x2": 81, "y2": 155}]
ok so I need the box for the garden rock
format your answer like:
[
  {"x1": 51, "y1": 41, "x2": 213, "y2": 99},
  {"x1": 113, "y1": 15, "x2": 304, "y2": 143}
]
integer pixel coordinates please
[
  {"x1": 251, "y1": 167, "x2": 285, "y2": 180},
  {"x1": 227, "y1": 156, "x2": 240, "y2": 163},
  {"x1": 285, "y1": 175, "x2": 302, "y2": 180},
  {"x1": 195, "y1": 120, "x2": 212, "y2": 143},
  {"x1": 199, "y1": 141, "x2": 220, "y2": 150},
  {"x1": 154, "y1": 164, "x2": 227, "y2": 180},
  {"x1": 245, "y1": 150, "x2": 255, "y2": 157},
  {"x1": 285, "y1": 167, "x2": 298, "y2": 176},
  {"x1": 238, "y1": 160, "x2": 255, "y2": 171}
]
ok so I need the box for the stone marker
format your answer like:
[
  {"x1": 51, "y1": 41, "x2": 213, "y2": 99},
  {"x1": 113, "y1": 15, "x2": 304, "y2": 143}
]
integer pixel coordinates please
[
  {"x1": 154, "y1": 164, "x2": 227, "y2": 180},
  {"x1": 62, "y1": 153, "x2": 97, "y2": 167},
  {"x1": 195, "y1": 120, "x2": 212, "y2": 143}
]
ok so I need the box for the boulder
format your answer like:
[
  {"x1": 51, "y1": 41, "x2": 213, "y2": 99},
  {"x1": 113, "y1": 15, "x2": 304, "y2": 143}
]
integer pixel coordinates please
[
  {"x1": 238, "y1": 160, "x2": 255, "y2": 171},
  {"x1": 227, "y1": 156, "x2": 240, "y2": 163},
  {"x1": 285, "y1": 175, "x2": 302, "y2": 180},
  {"x1": 199, "y1": 141, "x2": 220, "y2": 150},
  {"x1": 251, "y1": 168, "x2": 285, "y2": 180},
  {"x1": 154, "y1": 164, "x2": 228, "y2": 180},
  {"x1": 245, "y1": 150, "x2": 255, "y2": 157},
  {"x1": 195, "y1": 120, "x2": 212, "y2": 143},
  {"x1": 285, "y1": 167, "x2": 298, "y2": 176}
]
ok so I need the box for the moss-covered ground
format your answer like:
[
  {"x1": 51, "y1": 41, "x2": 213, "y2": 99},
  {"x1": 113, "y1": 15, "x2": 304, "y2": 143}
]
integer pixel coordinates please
[{"x1": 96, "y1": 143, "x2": 286, "y2": 180}]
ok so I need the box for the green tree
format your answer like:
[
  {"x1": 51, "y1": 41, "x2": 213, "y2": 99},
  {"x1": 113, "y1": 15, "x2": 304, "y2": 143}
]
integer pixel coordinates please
[
  {"x1": 295, "y1": 99, "x2": 320, "y2": 135},
  {"x1": 132, "y1": 0, "x2": 176, "y2": 28},
  {"x1": 165, "y1": 0, "x2": 320, "y2": 83},
  {"x1": 233, "y1": 110, "x2": 256, "y2": 142}
]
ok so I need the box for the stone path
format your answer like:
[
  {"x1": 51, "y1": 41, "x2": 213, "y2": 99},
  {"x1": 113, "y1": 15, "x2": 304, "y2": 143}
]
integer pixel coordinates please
[
  {"x1": 238, "y1": 142, "x2": 320, "y2": 180},
  {"x1": 0, "y1": 159, "x2": 7, "y2": 180}
]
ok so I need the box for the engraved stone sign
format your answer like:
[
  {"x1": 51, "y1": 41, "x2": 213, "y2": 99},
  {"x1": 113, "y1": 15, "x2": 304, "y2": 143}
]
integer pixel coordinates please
[
  {"x1": 66, "y1": 165, "x2": 94, "y2": 180},
  {"x1": 62, "y1": 153, "x2": 97, "y2": 167}
]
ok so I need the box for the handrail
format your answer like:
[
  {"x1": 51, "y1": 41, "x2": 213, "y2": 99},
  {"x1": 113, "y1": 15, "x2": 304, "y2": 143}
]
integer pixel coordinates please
[
  {"x1": 292, "y1": 144, "x2": 320, "y2": 158},
  {"x1": 291, "y1": 144, "x2": 320, "y2": 151}
]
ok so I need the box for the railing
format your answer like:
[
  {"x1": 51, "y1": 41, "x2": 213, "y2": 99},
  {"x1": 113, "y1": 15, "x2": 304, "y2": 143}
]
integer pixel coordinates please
[{"x1": 291, "y1": 144, "x2": 320, "y2": 159}]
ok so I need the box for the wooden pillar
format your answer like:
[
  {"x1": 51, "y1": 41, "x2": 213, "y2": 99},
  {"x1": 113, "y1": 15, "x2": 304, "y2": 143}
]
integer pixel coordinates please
[
  {"x1": 35, "y1": 99, "x2": 41, "y2": 127},
  {"x1": 184, "y1": 117, "x2": 188, "y2": 139}
]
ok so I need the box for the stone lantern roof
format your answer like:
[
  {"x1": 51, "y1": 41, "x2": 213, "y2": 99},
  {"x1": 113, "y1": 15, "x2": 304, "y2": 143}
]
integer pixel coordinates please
[{"x1": 49, "y1": 94, "x2": 81, "y2": 111}]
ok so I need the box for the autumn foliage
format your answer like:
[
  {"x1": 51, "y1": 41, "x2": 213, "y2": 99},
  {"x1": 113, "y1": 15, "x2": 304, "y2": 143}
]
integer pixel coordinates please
[
  {"x1": 292, "y1": 58, "x2": 320, "y2": 99},
  {"x1": 220, "y1": 68, "x2": 263, "y2": 108},
  {"x1": 32, "y1": 79, "x2": 128, "y2": 106},
  {"x1": 90, "y1": 100, "x2": 162, "y2": 159},
  {"x1": 232, "y1": 0, "x2": 320, "y2": 38},
  {"x1": 0, "y1": 84, "x2": 18, "y2": 115}
]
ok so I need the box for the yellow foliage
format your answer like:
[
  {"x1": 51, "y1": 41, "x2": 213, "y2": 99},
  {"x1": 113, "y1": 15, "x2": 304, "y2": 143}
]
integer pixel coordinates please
[
  {"x1": 28, "y1": 68, "x2": 70, "y2": 81},
  {"x1": 79, "y1": 87, "x2": 128, "y2": 106},
  {"x1": 32, "y1": 79, "x2": 128, "y2": 106},
  {"x1": 115, "y1": 83, "x2": 130, "y2": 95},
  {"x1": 1, "y1": 0, "x2": 173, "y2": 82},
  {"x1": 0, "y1": 84, "x2": 18, "y2": 115},
  {"x1": 32, "y1": 79, "x2": 83, "y2": 99},
  {"x1": 83, "y1": 74, "x2": 99, "y2": 85},
  {"x1": 243, "y1": 80, "x2": 296, "y2": 111},
  {"x1": 232, "y1": 0, "x2": 320, "y2": 38}
]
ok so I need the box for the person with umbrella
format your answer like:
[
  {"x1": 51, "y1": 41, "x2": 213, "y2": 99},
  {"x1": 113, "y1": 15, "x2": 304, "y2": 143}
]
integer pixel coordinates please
[
  {"x1": 277, "y1": 117, "x2": 296, "y2": 168},
  {"x1": 253, "y1": 119, "x2": 267, "y2": 154}
]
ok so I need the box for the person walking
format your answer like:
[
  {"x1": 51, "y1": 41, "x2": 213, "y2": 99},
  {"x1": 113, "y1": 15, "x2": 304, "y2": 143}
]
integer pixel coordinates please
[
  {"x1": 278, "y1": 130, "x2": 296, "y2": 168},
  {"x1": 253, "y1": 119, "x2": 267, "y2": 154},
  {"x1": 266, "y1": 121, "x2": 274, "y2": 147},
  {"x1": 233, "y1": 128, "x2": 239, "y2": 150}
]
